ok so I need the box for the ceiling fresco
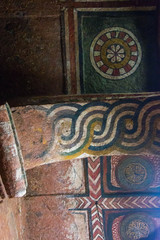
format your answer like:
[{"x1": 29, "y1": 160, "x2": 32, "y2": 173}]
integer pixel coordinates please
[
  {"x1": 0, "y1": 1, "x2": 159, "y2": 240},
  {"x1": 0, "y1": 93, "x2": 159, "y2": 239},
  {"x1": 69, "y1": 156, "x2": 160, "y2": 240},
  {"x1": 26, "y1": 155, "x2": 160, "y2": 240},
  {"x1": 64, "y1": 7, "x2": 159, "y2": 94}
]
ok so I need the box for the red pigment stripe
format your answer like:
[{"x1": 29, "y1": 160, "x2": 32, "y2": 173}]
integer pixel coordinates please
[
  {"x1": 94, "y1": 44, "x2": 101, "y2": 51},
  {"x1": 119, "y1": 32, "x2": 126, "y2": 39},
  {"x1": 88, "y1": 159, "x2": 100, "y2": 168},
  {"x1": 100, "y1": 65, "x2": 109, "y2": 73},
  {"x1": 88, "y1": 168, "x2": 100, "y2": 179},
  {"x1": 68, "y1": 8, "x2": 77, "y2": 94},
  {"x1": 92, "y1": 226, "x2": 103, "y2": 237},
  {"x1": 113, "y1": 69, "x2": 120, "y2": 76},
  {"x1": 94, "y1": 56, "x2": 101, "y2": 62},
  {"x1": 100, "y1": 34, "x2": 108, "y2": 42},
  {"x1": 89, "y1": 178, "x2": 101, "y2": 191},
  {"x1": 131, "y1": 55, "x2": 138, "y2": 61},
  {"x1": 88, "y1": 171, "x2": 100, "y2": 181},
  {"x1": 124, "y1": 64, "x2": 132, "y2": 73},
  {"x1": 111, "y1": 31, "x2": 116, "y2": 38},
  {"x1": 130, "y1": 45, "x2": 137, "y2": 52},
  {"x1": 126, "y1": 37, "x2": 132, "y2": 43}
]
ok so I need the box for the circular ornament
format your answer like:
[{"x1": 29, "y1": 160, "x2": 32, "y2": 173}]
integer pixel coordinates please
[
  {"x1": 90, "y1": 27, "x2": 142, "y2": 80},
  {"x1": 120, "y1": 213, "x2": 155, "y2": 240},
  {"x1": 116, "y1": 156, "x2": 154, "y2": 190}
]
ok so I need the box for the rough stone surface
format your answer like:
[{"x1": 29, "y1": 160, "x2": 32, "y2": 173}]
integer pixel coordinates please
[
  {"x1": 0, "y1": 175, "x2": 7, "y2": 201},
  {"x1": 0, "y1": 2, "x2": 64, "y2": 103},
  {"x1": 26, "y1": 159, "x2": 86, "y2": 196},
  {"x1": 0, "y1": 198, "x2": 25, "y2": 240},
  {"x1": 24, "y1": 196, "x2": 89, "y2": 240},
  {"x1": 0, "y1": 104, "x2": 26, "y2": 198}
]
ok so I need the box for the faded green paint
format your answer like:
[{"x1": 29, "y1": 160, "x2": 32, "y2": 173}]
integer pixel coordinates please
[{"x1": 78, "y1": 11, "x2": 158, "y2": 93}]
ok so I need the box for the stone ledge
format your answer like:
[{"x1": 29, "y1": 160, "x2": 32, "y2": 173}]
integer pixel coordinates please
[{"x1": 0, "y1": 104, "x2": 27, "y2": 198}]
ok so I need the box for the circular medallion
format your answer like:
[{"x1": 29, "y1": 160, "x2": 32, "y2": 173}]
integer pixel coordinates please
[
  {"x1": 116, "y1": 156, "x2": 154, "y2": 190},
  {"x1": 90, "y1": 27, "x2": 142, "y2": 80},
  {"x1": 120, "y1": 213, "x2": 155, "y2": 240}
]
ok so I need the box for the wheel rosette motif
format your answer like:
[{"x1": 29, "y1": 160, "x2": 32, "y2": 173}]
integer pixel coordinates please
[
  {"x1": 126, "y1": 220, "x2": 150, "y2": 239},
  {"x1": 116, "y1": 156, "x2": 154, "y2": 191},
  {"x1": 106, "y1": 44, "x2": 125, "y2": 63},
  {"x1": 120, "y1": 213, "x2": 156, "y2": 240},
  {"x1": 90, "y1": 27, "x2": 142, "y2": 80}
]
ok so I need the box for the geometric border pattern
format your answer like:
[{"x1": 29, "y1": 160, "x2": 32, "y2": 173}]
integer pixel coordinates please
[
  {"x1": 68, "y1": 157, "x2": 160, "y2": 240},
  {"x1": 45, "y1": 96, "x2": 160, "y2": 160}
]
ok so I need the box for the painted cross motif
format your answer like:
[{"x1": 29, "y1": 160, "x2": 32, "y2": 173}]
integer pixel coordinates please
[
  {"x1": 69, "y1": 156, "x2": 160, "y2": 240},
  {"x1": 73, "y1": 156, "x2": 105, "y2": 240}
]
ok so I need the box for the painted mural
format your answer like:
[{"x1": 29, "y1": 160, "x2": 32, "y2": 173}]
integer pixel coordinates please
[
  {"x1": 90, "y1": 27, "x2": 142, "y2": 80},
  {"x1": 25, "y1": 154, "x2": 160, "y2": 239},
  {"x1": 65, "y1": 8, "x2": 159, "y2": 94},
  {"x1": 0, "y1": 1, "x2": 160, "y2": 240},
  {"x1": 67, "y1": 156, "x2": 160, "y2": 240},
  {"x1": 11, "y1": 95, "x2": 160, "y2": 168}
]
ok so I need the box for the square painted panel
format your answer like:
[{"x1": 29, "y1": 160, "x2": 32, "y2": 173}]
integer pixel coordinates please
[
  {"x1": 77, "y1": 10, "x2": 159, "y2": 93},
  {"x1": 102, "y1": 156, "x2": 160, "y2": 196}
]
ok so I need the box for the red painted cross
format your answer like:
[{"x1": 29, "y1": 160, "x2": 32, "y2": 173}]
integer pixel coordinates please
[{"x1": 69, "y1": 157, "x2": 160, "y2": 240}]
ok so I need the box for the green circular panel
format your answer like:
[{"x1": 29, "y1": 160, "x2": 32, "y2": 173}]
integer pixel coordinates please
[{"x1": 90, "y1": 27, "x2": 142, "y2": 80}]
